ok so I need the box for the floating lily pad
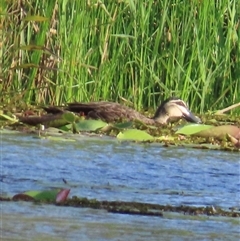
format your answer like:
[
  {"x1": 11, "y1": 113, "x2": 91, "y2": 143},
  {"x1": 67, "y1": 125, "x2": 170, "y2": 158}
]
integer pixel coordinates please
[
  {"x1": 117, "y1": 129, "x2": 154, "y2": 141},
  {"x1": 62, "y1": 112, "x2": 77, "y2": 123},
  {"x1": 12, "y1": 189, "x2": 70, "y2": 202},
  {"x1": 176, "y1": 124, "x2": 240, "y2": 141},
  {"x1": 24, "y1": 190, "x2": 60, "y2": 201},
  {"x1": 176, "y1": 124, "x2": 213, "y2": 135},
  {"x1": 75, "y1": 119, "x2": 108, "y2": 131},
  {"x1": 196, "y1": 125, "x2": 240, "y2": 140},
  {"x1": 59, "y1": 124, "x2": 72, "y2": 131}
]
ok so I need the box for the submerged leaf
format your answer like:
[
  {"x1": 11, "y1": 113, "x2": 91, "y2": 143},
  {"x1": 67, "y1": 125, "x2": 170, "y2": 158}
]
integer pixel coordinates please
[{"x1": 117, "y1": 129, "x2": 154, "y2": 141}]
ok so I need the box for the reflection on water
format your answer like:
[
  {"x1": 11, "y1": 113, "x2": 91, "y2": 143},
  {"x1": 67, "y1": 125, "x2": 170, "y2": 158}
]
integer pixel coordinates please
[{"x1": 1, "y1": 133, "x2": 240, "y2": 240}]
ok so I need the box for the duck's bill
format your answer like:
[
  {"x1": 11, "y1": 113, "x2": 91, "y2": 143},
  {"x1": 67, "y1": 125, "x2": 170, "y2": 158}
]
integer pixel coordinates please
[
  {"x1": 177, "y1": 104, "x2": 201, "y2": 123},
  {"x1": 183, "y1": 111, "x2": 202, "y2": 123}
]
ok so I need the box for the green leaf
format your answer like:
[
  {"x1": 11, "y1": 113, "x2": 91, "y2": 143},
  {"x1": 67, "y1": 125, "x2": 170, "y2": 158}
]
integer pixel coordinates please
[
  {"x1": 12, "y1": 189, "x2": 70, "y2": 202},
  {"x1": 75, "y1": 119, "x2": 108, "y2": 131},
  {"x1": 112, "y1": 121, "x2": 133, "y2": 129},
  {"x1": 23, "y1": 190, "x2": 60, "y2": 201},
  {"x1": 176, "y1": 124, "x2": 213, "y2": 135},
  {"x1": 62, "y1": 112, "x2": 77, "y2": 123},
  {"x1": 117, "y1": 129, "x2": 154, "y2": 141},
  {"x1": 59, "y1": 124, "x2": 72, "y2": 131},
  {"x1": 195, "y1": 125, "x2": 240, "y2": 140}
]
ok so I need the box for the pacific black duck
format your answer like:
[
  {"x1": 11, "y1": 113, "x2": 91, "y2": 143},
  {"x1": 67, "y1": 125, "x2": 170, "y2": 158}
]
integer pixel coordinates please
[
  {"x1": 65, "y1": 97, "x2": 201, "y2": 124},
  {"x1": 18, "y1": 97, "x2": 201, "y2": 126},
  {"x1": 19, "y1": 97, "x2": 201, "y2": 125}
]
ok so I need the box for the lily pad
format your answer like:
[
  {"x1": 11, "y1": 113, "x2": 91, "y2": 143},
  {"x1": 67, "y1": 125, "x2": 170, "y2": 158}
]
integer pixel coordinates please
[
  {"x1": 62, "y1": 112, "x2": 77, "y2": 123},
  {"x1": 176, "y1": 123, "x2": 240, "y2": 140},
  {"x1": 24, "y1": 190, "x2": 60, "y2": 201},
  {"x1": 12, "y1": 189, "x2": 70, "y2": 202},
  {"x1": 176, "y1": 124, "x2": 213, "y2": 135},
  {"x1": 117, "y1": 129, "x2": 154, "y2": 141},
  {"x1": 59, "y1": 124, "x2": 72, "y2": 131},
  {"x1": 195, "y1": 125, "x2": 240, "y2": 140},
  {"x1": 75, "y1": 119, "x2": 108, "y2": 131}
]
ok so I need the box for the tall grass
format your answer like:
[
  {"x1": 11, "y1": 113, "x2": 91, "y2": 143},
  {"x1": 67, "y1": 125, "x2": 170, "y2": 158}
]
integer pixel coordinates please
[{"x1": 1, "y1": 0, "x2": 239, "y2": 113}]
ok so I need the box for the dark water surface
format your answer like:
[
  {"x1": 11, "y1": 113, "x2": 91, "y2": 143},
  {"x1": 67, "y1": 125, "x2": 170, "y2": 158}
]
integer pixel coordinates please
[{"x1": 1, "y1": 132, "x2": 240, "y2": 240}]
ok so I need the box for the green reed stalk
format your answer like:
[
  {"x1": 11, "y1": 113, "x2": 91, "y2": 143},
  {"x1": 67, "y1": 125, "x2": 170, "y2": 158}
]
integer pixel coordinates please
[{"x1": 1, "y1": 0, "x2": 239, "y2": 113}]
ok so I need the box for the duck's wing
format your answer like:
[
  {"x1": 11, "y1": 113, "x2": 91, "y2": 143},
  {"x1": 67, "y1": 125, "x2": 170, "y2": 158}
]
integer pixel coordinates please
[
  {"x1": 43, "y1": 106, "x2": 65, "y2": 114},
  {"x1": 66, "y1": 101, "x2": 139, "y2": 122},
  {"x1": 67, "y1": 101, "x2": 112, "y2": 113}
]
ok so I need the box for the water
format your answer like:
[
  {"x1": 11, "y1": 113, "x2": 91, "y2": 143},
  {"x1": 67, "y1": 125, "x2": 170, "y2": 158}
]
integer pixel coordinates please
[{"x1": 1, "y1": 132, "x2": 240, "y2": 240}]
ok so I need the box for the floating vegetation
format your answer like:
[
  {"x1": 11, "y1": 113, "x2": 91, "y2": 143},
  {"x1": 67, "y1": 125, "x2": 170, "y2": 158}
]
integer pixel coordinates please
[
  {"x1": 0, "y1": 108, "x2": 239, "y2": 151},
  {"x1": 1, "y1": 195, "x2": 239, "y2": 218}
]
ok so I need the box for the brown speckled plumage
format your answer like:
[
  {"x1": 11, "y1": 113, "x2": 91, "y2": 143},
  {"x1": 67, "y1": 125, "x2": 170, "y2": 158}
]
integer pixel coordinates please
[
  {"x1": 65, "y1": 97, "x2": 201, "y2": 125},
  {"x1": 18, "y1": 97, "x2": 201, "y2": 126}
]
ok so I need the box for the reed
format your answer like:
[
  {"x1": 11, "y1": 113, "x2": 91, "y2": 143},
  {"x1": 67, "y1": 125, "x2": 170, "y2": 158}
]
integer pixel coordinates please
[{"x1": 1, "y1": 0, "x2": 239, "y2": 113}]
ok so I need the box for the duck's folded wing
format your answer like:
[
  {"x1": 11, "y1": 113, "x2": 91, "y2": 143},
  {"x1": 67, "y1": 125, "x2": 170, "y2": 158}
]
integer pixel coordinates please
[{"x1": 66, "y1": 102, "x2": 135, "y2": 122}]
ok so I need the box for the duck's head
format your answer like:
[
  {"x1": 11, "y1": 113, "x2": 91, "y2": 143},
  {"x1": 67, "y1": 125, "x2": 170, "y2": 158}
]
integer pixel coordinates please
[{"x1": 153, "y1": 97, "x2": 201, "y2": 124}]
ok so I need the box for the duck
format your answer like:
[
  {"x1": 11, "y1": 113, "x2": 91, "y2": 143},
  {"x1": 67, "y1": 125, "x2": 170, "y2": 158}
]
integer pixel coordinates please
[{"x1": 17, "y1": 97, "x2": 201, "y2": 126}]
